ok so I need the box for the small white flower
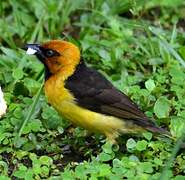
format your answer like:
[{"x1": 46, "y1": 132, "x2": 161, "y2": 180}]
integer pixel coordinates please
[
  {"x1": 26, "y1": 48, "x2": 37, "y2": 55},
  {"x1": 0, "y1": 86, "x2": 7, "y2": 118}
]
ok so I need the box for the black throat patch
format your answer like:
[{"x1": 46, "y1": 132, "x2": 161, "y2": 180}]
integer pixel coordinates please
[{"x1": 44, "y1": 65, "x2": 52, "y2": 81}]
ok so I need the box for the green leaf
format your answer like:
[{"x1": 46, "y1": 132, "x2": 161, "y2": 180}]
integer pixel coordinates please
[
  {"x1": 24, "y1": 78, "x2": 41, "y2": 95},
  {"x1": 154, "y1": 158, "x2": 162, "y2": 166},
  {"x1": 57, "y1": 126, "x2": 64, "y2": 134},
  {"x1": 18, "y1": 83, "x2": 43, "y2": 137},
  {"x1": 102, "y1": 142, "x2": 113, "y2": 154},
  {"x1": 145, "y1": 79, "x2": 155, "y2": 92},
  {"x1": 170, "y1": 116, "x2": 185, "y2": 138},
  {"x1": 60, "y1": 170, "x2": 75, "y2": 180},
  {"x1": 179, "y1": 46, "x2": 185, "y2": 60},
  {"x1": 13, "y1": 165, "x2": 27, "y2": 178},
  {"x1": 12, "y1": 68, "x2": 24, "y2": 80},
  {"x1": 112, "y1": 159, "x2": 122, "y2": 167},
  {"x1": 29, "y1": 119, "x2": 42, "y2": 132},
  {"x1": 98, "y1": 49, "x2": 111, "y2": 61},
  {"x1": 99, "y1": 152, "x2": 114, "y2": 162},
  {"x1": 174, "y1": 175, "x2": 185, "y2": 180},
  {"x1": 98, "y1": 164, "x2": 111, "y2": 176},
  {"x1": 0, "y1": 161, "x2": 8, "y2": 174},
  {"x1": 169, "y1": 65, "x2": 185, "y2": 85},
  {"x1": 136, "y1": 140, "x2": 147, "y2": 151},
  {"x1": 1, "y1": 47, "x2": 18, "y2": 59},
  {"x1": 139, "y1": 162, "x2": 153, "y2": 173},
  {"x1": 129, "y1": 155, "x2": 139, "y2": 162},
  {"x1": 126, "y1": 138, "x2": 136, "y2": 149},
  {"x1": 14, "y1": 137, "x2": 28, "y2": 148},
  {"x1": 154, "y1": 96, "x2": 170, "y2": 118},
  {"x1": 0, "y1": 176, "x2": 11, "y2": 180},
  {"x1": 143, "y1": 132, "x2": 153, "y2": 141},
  {"x1": 39, "y1": 156, "x2": 53, "y2": 166},
  {"x1": 41, "y1": 165, "x2": 49, "y2": 176}
]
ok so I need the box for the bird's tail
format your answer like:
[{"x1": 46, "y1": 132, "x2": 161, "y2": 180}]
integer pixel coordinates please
[{"x1": 146, "y1": 125, "x2": 172, "y2": 139}]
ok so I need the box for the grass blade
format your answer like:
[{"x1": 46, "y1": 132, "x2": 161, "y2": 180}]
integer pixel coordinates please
[
  {"x1": 149, "y1": 26, "x2": 185, "y2": 68},
  {"x1": 160, "y1": 134, "x2": 185, "y2": 180},
  {"x1": 160, "y1": 40, "x2": 185, "y2": 68},
  {"x1": 18, "y1": 82, "x2": 43, "y2": 137}
]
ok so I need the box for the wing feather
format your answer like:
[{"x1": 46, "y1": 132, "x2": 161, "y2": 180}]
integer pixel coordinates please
[{"x1": 65, "y1": 61, "x2": 166, "y2": 133}]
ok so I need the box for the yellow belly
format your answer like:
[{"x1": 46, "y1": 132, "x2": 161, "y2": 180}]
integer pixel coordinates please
[
  {"x1": 57, "y1": 101, "x2": 125, "y2": 134},
  {"x1": 44, "y1": 77, "x2": 143, "y2": 141}
]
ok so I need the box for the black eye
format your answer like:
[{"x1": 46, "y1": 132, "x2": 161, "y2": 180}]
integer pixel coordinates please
[{"x1": 46, "y1": 50, "x2": 55, "y2": 57}]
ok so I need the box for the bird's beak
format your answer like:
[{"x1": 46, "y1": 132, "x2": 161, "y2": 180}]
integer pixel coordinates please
[
  {"x1": 23, "y1": 44, "x2": 41, "y2": 55},
  {"x1": 23, "y1": 44, "x2": 46, "y2": 61}
]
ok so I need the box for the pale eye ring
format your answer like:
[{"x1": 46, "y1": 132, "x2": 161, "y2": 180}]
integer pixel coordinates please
[{"x1": 46, "y1": 50, "x2": 55, "y2": 57}]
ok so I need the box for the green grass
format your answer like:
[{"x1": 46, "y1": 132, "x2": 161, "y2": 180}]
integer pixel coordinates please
[{"x1": 1, "y1": 0, "x2": 185, "y2": 179}]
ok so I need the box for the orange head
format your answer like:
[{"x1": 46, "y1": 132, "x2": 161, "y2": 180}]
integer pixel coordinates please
[{"x1": 24, "y1": 40, "x2": 80, "y2": 75}]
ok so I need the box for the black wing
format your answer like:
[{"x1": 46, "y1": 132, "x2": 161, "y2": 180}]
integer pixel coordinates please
[{"x1": 65, "y1": 61, "x2": 165, "y2": 133}]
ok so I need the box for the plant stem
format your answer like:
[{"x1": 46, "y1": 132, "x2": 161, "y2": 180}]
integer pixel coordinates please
[{"x1": 18, "y1": 82, "x2": 43, "y2": 137}]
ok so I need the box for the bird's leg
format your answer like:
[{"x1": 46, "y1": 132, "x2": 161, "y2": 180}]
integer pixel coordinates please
[{"x1": 105, "y1": 132, "x2": 119, "y2": 144}]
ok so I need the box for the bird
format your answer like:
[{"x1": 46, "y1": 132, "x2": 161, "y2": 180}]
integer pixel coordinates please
[{"x1": 24, "y1": 40, "x2": 169, "y2": 143}]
